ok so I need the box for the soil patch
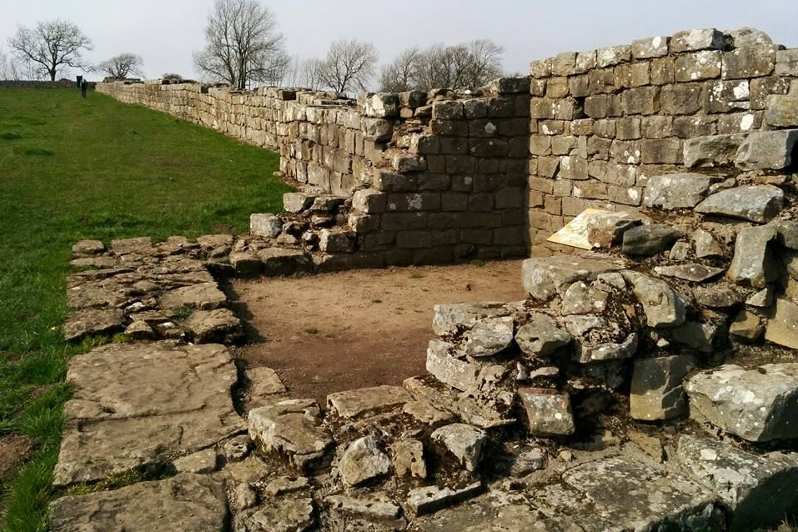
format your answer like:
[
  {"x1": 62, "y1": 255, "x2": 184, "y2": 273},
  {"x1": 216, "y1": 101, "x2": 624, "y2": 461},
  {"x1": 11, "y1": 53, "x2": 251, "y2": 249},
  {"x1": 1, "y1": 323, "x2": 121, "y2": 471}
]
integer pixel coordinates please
[
  {"x1": 231, "y1": 260, "x2": 526, "y2": 402},
  {"x1": 0, "y1": 433, "x2": 33, "y2": 483}
]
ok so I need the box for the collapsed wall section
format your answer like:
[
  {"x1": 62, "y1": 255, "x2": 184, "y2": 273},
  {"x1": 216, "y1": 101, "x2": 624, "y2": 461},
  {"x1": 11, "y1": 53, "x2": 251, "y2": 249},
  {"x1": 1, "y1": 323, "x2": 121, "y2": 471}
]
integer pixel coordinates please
[
  {"x1": 528, "y1": 27, "x2": 798, "y2": 251},
  {"x1": 97, "y1": 78, "x2": 531, "y2": 265}
]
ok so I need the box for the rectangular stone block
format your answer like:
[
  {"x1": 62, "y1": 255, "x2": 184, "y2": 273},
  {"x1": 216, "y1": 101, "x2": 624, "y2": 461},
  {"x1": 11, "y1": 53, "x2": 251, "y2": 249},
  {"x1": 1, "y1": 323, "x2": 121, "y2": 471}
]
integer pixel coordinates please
[
  {"x1": 575, "y1": 51, "x2": 597, "y2": 73},
  {"x1": 735, "y1": 129, "x2": 798, "y2": 170},
  {"x1": 671, "y1": 28, "x2": 728, "y2": 53},
  {"x1": 675, "y1": 51, "x2": 722, "y2": 82},
  {"x1": 717, "y1": 112, "x2": 761, "y2": 134},
  {"x1": 641, "y1": 138, "x2": 682, "y2": 164},
  {"x1": 672, "y1": 115, "x2": 717, "y2": 138},
  {"x1": 608, "y1": 185, "x2": 643, "y2": 206},
  {"x1": 608, "y1": 140, "x2": 639, "y2": 166},
  {"x1": 530, "y1": 58, "x2": 553, "y2": 78},
  {"x1": 616, "y1": 117, "x2": 642, "y2": 140},
  {"x1": 621, "y1": 87, "x2": 659, "y2": 115},
  {"x1": 750, "y1": 76, "x2": 791, "y2": 109},
  {"x1": 588, "y1": 136, "x2": 612, "y2": 159},
  {"x1": 765, "y1": 95, "x2": 798, "y2": 128},
  {"x1": 704, "y1": 80, "x2": 751, "y2": 114},
  {"x1": 558, "y1": 156, "x2": 589, "y2": 180},
  {"x1": 661, "y1": 83, "x2": 705, "y2": 115},
  {"x1": 589, "y1": 68, "x2": 618, "y2": 94},
  {"x1": 585, "y1": 94, "x2": 621, "y2": 118},
  {"x1": 722, "y1": 45, "x2": 776, "y2": 80},
  {"x1": 573, "y1": 180, "x2": 608, "y2": 200},
  {"x1": 642, "y1": 116, "x2": 673, "y2": 139},
  {"x1": 551, "y1": 52, "x2": 578, "y2": 76},
  {"x1": 546, "y1": 77, "x2": 570, "y2": 98},
  {"x1": 597, "y1": 45, "x2": 631, "y2": 68},
  {"x1": 396, "y1": 231, "x2": 432, "y2": 249},
  {"x1": 775, "y1": 49, "x2": 798, "y2": 76},
  {"x1": 650, "y1": 57, "x2": 675, "y2": 85},
  {"x1": 632, "y1": 36, "x2": 670, "y2": 59}
]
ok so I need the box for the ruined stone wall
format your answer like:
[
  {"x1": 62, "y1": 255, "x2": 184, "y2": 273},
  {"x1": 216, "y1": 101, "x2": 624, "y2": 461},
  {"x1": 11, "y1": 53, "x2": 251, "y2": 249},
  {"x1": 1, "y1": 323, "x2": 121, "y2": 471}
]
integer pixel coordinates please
[
  {"x1": 528, "y1": 28, "x2": 798, "y2": 250},
  {"x1": 97, "y1": 79, "x2": 531, "y2": 264}
]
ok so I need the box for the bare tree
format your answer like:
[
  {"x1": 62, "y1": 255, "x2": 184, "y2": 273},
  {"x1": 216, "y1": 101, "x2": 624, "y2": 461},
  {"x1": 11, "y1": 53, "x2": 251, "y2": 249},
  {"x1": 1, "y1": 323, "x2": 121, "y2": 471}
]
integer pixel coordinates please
[
  {"x1": 8, "y1": 20, "x2": 92, "y2": 81},
  {"x1": 316, "y1": 39, "x2": 378, "y2": 96},
  {"x1": 194, "y1": 0, "x2": 289, "y2": 89},
  {"x1": 380, "y1": 39, "x2": 504, "y2": 92},
  {"x1": 0, "y1": 47, "x2": 21, "y2": 80},
  {"x1": 379, "y1": 47, "x2": 421, "y2": 92},
  {"x1": 99, "y1": 53, "x2": 143, "y2": 80},
  {"x1": 300, "y1": 58, "x2": 325, "y2": 91}
]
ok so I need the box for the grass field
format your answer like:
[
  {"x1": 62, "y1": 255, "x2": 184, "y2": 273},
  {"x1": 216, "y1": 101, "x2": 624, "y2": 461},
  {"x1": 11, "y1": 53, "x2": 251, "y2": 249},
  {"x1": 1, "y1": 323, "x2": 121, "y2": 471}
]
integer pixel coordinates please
[{"x1": 0, "y1": 87, "x2": 287, "y2": 530}]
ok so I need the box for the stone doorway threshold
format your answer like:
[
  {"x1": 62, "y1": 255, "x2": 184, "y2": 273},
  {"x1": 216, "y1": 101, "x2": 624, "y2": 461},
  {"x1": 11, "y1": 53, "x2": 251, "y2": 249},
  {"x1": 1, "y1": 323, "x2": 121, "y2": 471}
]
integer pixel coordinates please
[{"x1": 230, "y1": 260, "x2": 526, "y2": 403}]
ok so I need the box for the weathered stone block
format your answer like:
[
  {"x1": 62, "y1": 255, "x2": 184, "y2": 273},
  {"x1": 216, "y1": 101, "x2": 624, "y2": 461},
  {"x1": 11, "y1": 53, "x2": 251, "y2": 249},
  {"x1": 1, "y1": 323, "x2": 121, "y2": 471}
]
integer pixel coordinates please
[
  {"x1": 686, "y1": 363, "x2": 798, "y2": 442},
  {"x1": 684, "y1": 134, "x2": 746, "y2": 168},
  {"x1": 597, "y1": 45, "x2": 631, "y2": 68},
  {"x1": 775, "y1": 49, "x2": 798, "y2": 76},
  {"x1": 632, "y1": 36, "x2": 670, "y2": 59},
  {"x1": 765, "y1": 95, "x2": 798, "y2": 127},
  {"x1": 675, "y1": 51, "x2": 722, "y2": 82},
  {"x1": 630, "y1": 355, "x2": 696, "y2": 421},
  {"x1": 641, "y1": 138, "x2": 682, "y2": 164},
  {"x1": 722, "y1": 45, "x2": 776, "y2": 79},
  {"x1": 661, "y1": 83, "x2": 704, "y2": 115},
  {"x1": 735, "y1": 129, "x2": 798, "y2": 170},
  {"x1": 621, "y1": 86, "x2": 659, "y2": 115},
  {"x1": 517, "y1": 388, "x2": 575, "y2": 436},
  {"x1": 671, "y1": 28, "x2": 728, "y2": 53}
]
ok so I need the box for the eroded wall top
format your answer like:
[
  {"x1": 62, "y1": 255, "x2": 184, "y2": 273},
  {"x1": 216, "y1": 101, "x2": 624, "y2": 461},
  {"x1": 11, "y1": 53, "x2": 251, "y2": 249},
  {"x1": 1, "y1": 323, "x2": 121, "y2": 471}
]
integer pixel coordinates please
[{"x1": 528, "y1": 27, "x2": 798, "y2": 251}]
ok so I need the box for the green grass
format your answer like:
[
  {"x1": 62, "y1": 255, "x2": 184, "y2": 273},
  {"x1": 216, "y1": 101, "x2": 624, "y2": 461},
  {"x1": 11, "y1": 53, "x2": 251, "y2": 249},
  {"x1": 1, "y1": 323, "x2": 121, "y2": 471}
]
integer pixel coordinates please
[{"x1": 0, "y1": 87, "x2": 288, "y2": 530}]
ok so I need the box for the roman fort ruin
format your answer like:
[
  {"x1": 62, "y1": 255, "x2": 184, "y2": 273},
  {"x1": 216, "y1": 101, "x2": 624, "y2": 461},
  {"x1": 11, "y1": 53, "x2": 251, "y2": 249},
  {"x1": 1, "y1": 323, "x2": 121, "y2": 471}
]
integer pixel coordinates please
[{"x1": 49, "y1": 27, "x2": 798, "y2": 531}]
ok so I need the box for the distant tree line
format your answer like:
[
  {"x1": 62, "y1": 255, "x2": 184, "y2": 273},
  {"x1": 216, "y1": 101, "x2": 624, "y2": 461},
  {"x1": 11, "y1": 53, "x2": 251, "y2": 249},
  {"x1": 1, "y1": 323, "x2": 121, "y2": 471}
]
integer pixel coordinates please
[{"x1": 2, "y1": 0, "x2": 506, "y2": 96}]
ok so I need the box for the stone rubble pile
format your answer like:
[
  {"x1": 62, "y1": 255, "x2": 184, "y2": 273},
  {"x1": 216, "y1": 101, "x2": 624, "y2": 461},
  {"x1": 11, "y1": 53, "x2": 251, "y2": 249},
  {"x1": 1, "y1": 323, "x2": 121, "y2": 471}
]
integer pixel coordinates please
[{"x1": 66, "y1": 236, "x2": 243, "y2": 342}]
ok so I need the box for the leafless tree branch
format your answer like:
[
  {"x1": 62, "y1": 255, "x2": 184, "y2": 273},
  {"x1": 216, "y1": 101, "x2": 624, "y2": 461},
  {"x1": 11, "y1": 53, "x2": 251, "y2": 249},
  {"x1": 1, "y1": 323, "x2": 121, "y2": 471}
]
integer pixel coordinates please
[
  {"x1": 380, "y1": 39, "x2": 504, "y2": 92},
  {"x1": 315, "y1": 39, "x2": 378, "y2": 96},
  {"x1": 194, "y1": 0, "x2": 289, "y2": 89},
  {"x1": 98, "y1": 53, "x2": 143, "y2": 80},
  {"x1": 8, "y1": 20, "x2": 92, "y2": 81}
]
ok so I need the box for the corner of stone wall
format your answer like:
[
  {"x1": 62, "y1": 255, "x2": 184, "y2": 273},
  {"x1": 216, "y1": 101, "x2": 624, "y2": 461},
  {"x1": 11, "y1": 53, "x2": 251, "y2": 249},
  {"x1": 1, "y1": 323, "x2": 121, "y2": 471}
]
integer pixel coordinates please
[{"x1": 527, "y1": 27, "x2": 798, "y2": 255}]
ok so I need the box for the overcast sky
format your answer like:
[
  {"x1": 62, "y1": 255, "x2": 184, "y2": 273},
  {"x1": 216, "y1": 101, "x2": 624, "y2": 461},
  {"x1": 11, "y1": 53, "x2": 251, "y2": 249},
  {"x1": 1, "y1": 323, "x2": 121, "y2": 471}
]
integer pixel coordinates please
[{"x1": 2, "y1": 0, "x2": 797, "y2": 80}]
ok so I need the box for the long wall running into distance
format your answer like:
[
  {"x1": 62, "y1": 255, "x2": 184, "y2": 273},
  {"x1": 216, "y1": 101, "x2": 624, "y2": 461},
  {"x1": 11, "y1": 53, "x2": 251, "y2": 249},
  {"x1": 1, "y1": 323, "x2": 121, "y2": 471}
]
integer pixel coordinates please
[{"x1": 98, "y1": 27, "x2": 798, "y2": 263}]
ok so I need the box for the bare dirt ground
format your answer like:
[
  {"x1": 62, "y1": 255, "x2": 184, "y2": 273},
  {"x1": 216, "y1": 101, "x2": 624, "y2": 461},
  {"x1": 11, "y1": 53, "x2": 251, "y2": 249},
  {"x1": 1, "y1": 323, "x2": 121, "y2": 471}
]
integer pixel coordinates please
[{"x1": 230, "y1": 260, "x2": 526, "y2": 403}]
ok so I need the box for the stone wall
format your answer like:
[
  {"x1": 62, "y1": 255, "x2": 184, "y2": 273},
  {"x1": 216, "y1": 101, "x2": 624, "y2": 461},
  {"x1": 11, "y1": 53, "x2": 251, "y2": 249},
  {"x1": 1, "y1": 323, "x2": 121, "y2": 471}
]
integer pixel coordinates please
[
  {"x1": 0, "y1": 80, "x2": 91, "y2": 89},
  {"x1": 528, "y1": 27, "x2": 798, "y2": 251},
  {"x1": 98, "y1": 78, "x2": 531, "y2": 265}
]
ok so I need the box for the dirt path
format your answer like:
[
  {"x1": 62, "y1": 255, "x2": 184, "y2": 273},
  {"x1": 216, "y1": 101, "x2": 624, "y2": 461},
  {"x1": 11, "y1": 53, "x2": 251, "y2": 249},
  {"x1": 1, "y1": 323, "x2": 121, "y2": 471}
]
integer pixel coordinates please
[{"x1": 230, "y1": 260, "x2": 526, "y2": 402}]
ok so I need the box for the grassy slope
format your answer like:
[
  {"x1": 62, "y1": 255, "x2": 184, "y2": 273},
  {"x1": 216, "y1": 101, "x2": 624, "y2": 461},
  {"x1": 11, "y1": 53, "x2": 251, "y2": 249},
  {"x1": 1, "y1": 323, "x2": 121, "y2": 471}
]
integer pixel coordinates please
[{"x1": 0, "y1": 87, "x2": 287, "y2": 530}]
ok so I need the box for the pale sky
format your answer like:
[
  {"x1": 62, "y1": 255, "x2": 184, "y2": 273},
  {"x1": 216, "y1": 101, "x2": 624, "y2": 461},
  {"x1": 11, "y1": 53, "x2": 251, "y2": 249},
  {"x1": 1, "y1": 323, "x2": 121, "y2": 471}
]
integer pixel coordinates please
[{"x1": 1, "y1": 0, "x2": 796, "y2": 81}]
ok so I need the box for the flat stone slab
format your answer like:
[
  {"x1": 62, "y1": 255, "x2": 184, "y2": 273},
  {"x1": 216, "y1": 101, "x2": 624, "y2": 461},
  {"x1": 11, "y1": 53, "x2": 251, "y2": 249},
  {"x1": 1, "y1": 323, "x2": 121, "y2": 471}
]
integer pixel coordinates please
[
  {"x1": 676, "y1": 435, "x2": 798, "y2": 529},
  {"x1": 695, "y1": 185, "x2": 784, "y2": 223},
  {"x1": 327, "y1": 385, "x2": 412, "y2": 419},
  {"x1": 547, "y1": 208, "x2": 642, "y2": 250},
  {"x1": 654, "y1": 264, "x2": 725, "y2": 283},
  {"x1": 685, "y1": 363, "x2": 798, "y2": 442},
  {"x1": 54, "y1": 343, "x2": 243, "y2": 486},
  {"x1": 555, "y1": 455, "x2": 721, "y2": 530},
  {"x1": 49, "y1": 473, "x2": 227, "y2": 531}
]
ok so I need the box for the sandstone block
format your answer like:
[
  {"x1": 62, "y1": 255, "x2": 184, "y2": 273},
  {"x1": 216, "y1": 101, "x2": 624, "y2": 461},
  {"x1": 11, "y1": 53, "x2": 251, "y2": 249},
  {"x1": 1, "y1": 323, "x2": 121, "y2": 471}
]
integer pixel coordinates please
[
  {"x1": 517, "y1": 388, "x2": 575, "y2": 436},
  {"x1": 686, "y1": 363, "x2": 798, "y2": 442},
  {"x1": 671, "y1": 28, "x2": 728, "y2": 53},
  {"x1": 630, "y1": 355, "x2": 696, "y2": 421}
]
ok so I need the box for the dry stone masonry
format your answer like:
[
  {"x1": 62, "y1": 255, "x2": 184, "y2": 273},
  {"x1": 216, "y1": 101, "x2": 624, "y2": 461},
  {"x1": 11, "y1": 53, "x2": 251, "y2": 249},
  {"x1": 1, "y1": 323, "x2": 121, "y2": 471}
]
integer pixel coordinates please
[
  {"x1": 99, "y1": 79, "x2": 530, "y2": 266},
  {"x1": 51, "y1": 26, "x2": 798, "y2": 531},
  {"x1": 529, "y1": 27, "x2": 798, "y2": 252}
]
